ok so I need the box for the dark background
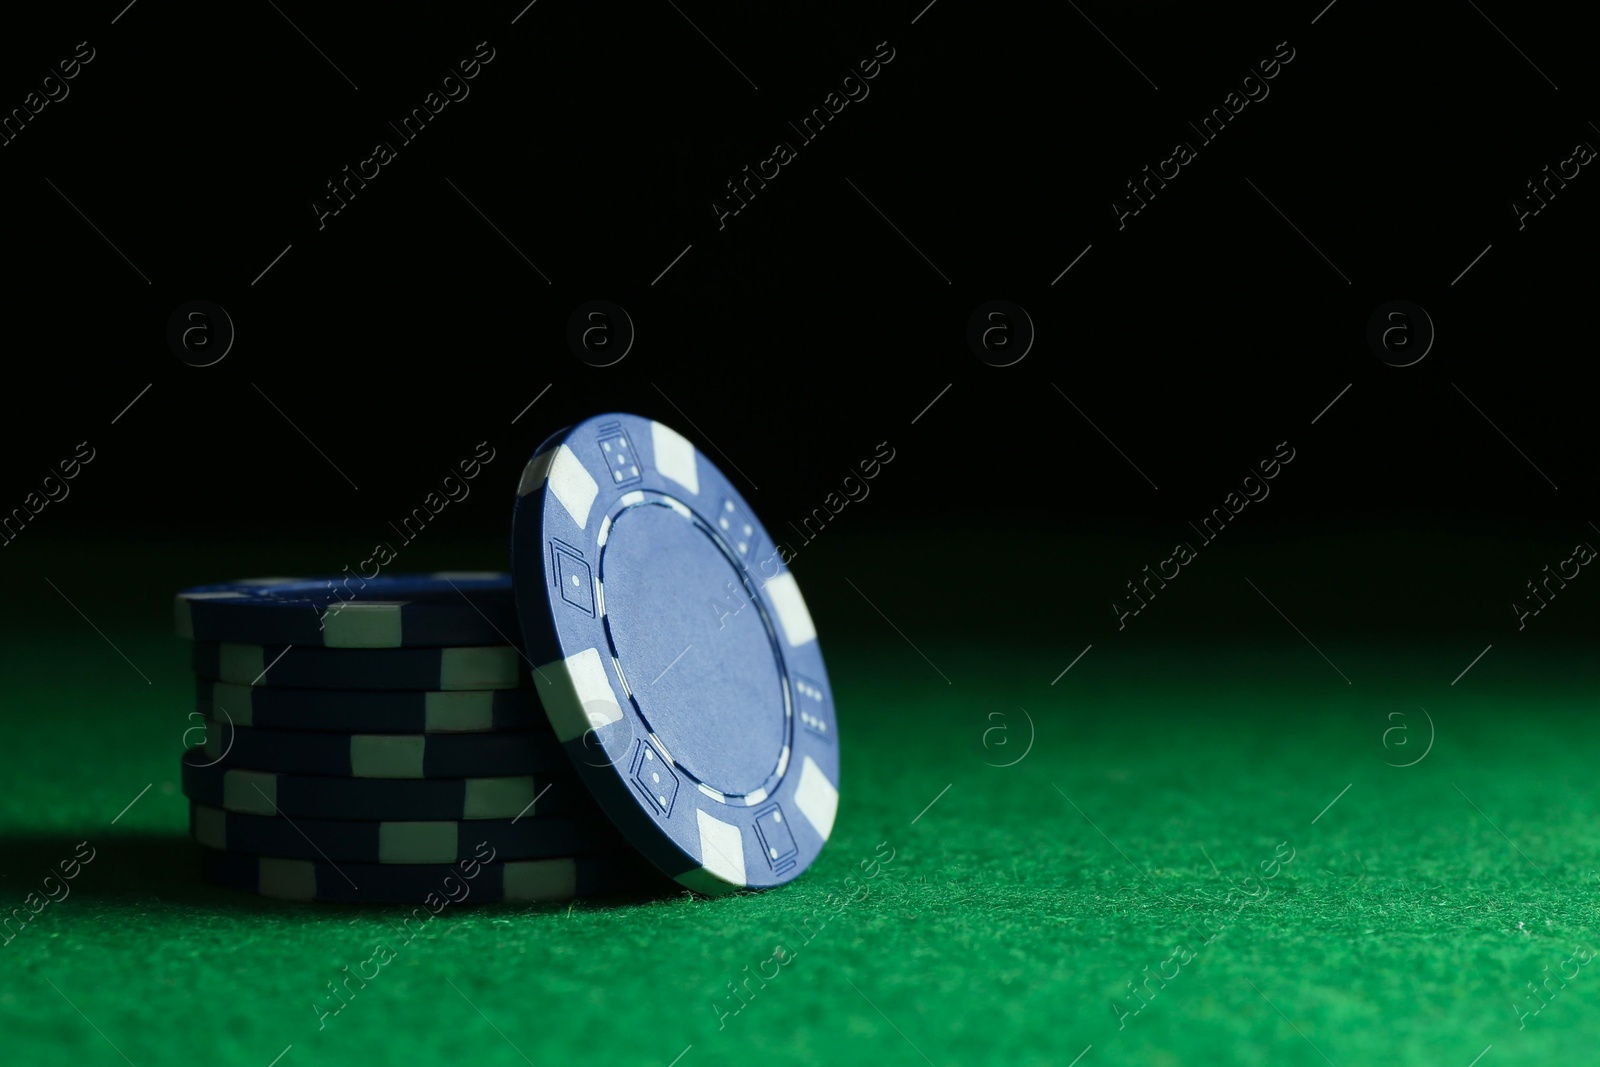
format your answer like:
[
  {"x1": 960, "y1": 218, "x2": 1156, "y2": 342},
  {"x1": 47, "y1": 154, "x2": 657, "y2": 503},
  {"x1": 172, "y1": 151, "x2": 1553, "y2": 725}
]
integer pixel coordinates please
[
  {"x1": 2, "y1": 0, "x2": 1595, "y2": 649},
  {"x1": 4, "y1": 12, "x2": 1596, "y2": 1064}
]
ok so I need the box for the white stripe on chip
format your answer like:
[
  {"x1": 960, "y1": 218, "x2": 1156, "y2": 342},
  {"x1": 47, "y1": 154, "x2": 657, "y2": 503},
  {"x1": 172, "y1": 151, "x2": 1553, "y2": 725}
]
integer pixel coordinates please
[
  {"x1": 764, "y1": 573, "x2": 817, "y2": 647},
  {"x1": 439, "y1": 647, "x2": 520, "y2": 689},
  {"x1": 696, "y1": 808, "x2": 747, "y2": 886},
  {"x1": 350, "y1": 735, "x2": 426, "y2": 778},
  {"x1": 651, "y1": 421, "x2": 700, "y2": 495},
  {"x1": 209, "y1": 682, "x2": 255, "y2": 726},
  {"x1": 321, "y1": 602, "x2": 406, "y2": 647},
  {"x1": 517, "y1": 448, "x2": 556, "y2": 496},
  {"x1": 537, "y1": 647, "x2": 622, "y2": 743},
  {"x1": 463, "y1": 776, "x2": 536, "y2": 820},
  {"x1": 424, "y1": 691, "x2": 495, "y2": 731},
  {"x1": 378, "y1": 821, "x2": 457, "y2": 864},
  {"x1": 794, "y1": 755, "x2": 838, "y2": 840},
  {"x1": 504, "y1": 859, "x2": 579, "y2": 900},
  {"x1": 223, "y1": 768, "x2": 278, "y2": 814},
  {"x1": 220, "y1": 643, "x2": 265, "y2": 685},
  {"x1": 530, "y1": 444, "x2": 600, "y2": 529}
]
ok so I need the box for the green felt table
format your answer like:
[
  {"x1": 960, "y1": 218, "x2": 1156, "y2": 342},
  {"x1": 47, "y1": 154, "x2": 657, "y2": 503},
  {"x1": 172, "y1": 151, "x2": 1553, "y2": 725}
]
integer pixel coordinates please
[{"x1": 2, "y1": 534, "x2": 1597, "y2": 1067}]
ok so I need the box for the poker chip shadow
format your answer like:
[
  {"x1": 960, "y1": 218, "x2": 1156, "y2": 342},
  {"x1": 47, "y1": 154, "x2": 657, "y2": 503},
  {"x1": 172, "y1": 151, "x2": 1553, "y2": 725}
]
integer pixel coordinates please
[
  {"x1": 0, "y1": 831, "x2": 221, "y2": 906},
  {"x1": 0, "y1": 831, "x2": 683, "y2": 912}
]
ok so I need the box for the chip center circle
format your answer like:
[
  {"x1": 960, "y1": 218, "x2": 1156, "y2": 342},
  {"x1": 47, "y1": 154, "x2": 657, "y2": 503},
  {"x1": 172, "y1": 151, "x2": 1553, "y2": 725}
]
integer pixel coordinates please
[{"x1": 600, "y1": 501, "x2": 787, "y2": 798}]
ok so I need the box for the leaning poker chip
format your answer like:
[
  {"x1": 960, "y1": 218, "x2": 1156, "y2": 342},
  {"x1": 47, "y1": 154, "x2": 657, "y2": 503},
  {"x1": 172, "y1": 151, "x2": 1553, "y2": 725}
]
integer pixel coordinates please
[
  {"x1": 181, "y1": 747, "x2": 581, "y2": 821},
  {"x1": 175, "y1": 573, "x2": 519, "y2": 648},
  {"x1": 200, "y1": 718, "x2": 562, "y2": 778},
  {"x1": 197, "y1": 847, "x2": 655, "y2": 904},
  {"x1": 511, "y1": 414, "x2": 840, "y2": 895},
  {"x1": 188, "y1": 803, "x2": 623, "y2": 864},
  {"x1": 191, "y1": 641, "x2": 526, "y2": 690},
  {"x1": 196, "y1": 680, "x2": 541, "y2": 734}
]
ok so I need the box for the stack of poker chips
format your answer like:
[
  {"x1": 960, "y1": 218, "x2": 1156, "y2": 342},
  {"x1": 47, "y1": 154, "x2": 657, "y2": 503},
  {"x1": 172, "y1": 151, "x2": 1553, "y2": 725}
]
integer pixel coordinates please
[
  {"x1": 173, "y1": 413, "x2": 844, "y2": 902},
  {"x1": 174, "y1": 574, "x2": 644, "y2": 904}
]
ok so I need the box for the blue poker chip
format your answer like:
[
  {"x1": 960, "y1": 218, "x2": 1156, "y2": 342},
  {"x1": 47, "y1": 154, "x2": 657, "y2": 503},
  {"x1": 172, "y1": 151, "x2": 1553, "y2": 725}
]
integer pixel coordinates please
[
  {"x1": 189, "y1": 803, "x2": 623, "y2": 864},
  {"x1": 198, "y1": 718, "x2": 564, "y2": 778},
  {"x1": 174, "y1": 573, "x2": 517, "y2": 648},
  {"x1": 181, "y1": 746, "x2": 584, "y2": 821},
  {"x1": 191, "y1": 641, "x2": 527, "y2": 690},
  {"x1": 196, "y1": 846, "x2": 659, "y2": 903},
  {"x1": 511, "y1": 414, "x2": 840, "y2": 894},
  {"x1": 195, "y1": 680, "x2": 541, "y2": 734}
]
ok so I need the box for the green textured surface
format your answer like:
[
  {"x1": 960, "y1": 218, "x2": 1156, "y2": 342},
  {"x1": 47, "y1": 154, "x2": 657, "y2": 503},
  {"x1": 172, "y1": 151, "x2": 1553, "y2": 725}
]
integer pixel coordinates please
[
  {"x1": 2, "y1": 533, "x2": 1597, "y2": 1066},
  {"x1": 4, "y1": 627, "x2": 1599, "y2": 1067}
]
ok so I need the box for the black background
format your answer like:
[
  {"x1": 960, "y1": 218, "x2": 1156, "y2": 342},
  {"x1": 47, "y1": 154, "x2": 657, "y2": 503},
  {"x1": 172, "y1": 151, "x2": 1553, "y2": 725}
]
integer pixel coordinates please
[{"x1": 2, "y1": 0, "x2": 1595, "y2": 645}]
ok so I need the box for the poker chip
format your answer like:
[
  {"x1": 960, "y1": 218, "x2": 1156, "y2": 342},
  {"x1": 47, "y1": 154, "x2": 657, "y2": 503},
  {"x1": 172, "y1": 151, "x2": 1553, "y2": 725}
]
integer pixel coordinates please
[
  {"x1": 177, "y1": 414, "x2": 843, "y2": 903},
  {"x1": 174, "y1": 574, "x2": 518, "y2": 648},
  {"x1": 200, "y1": 718, "x2": 563, "y2": 778},
  {"x1": 189, "y1": 803, "x2": 623, "y2": 864},
  {"x1": 196, "y1": 680, "x2": 541, "y2": 733},
  {"x1": 182, "y1": 746, "x2": 581, "y2": 821},
  {"x1": 191, "y1": 641, "x2": 526, "y2": 690},
  {"x1": 197, "y1": 847, "x2": 659, "y2": 904},
  {"x1": 511, "y1": 414, "x2": 840, "y2": 895}
]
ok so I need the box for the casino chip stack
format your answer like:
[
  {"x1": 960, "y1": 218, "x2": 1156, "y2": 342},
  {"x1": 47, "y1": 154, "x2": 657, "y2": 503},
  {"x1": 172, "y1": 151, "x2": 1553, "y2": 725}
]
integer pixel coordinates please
[
  {"x1": 175, "y1": 574, "x2": 645, "y2": 904},
  {"x1": 176, "y1": 413, "x2": 842, "y2": 902}
]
